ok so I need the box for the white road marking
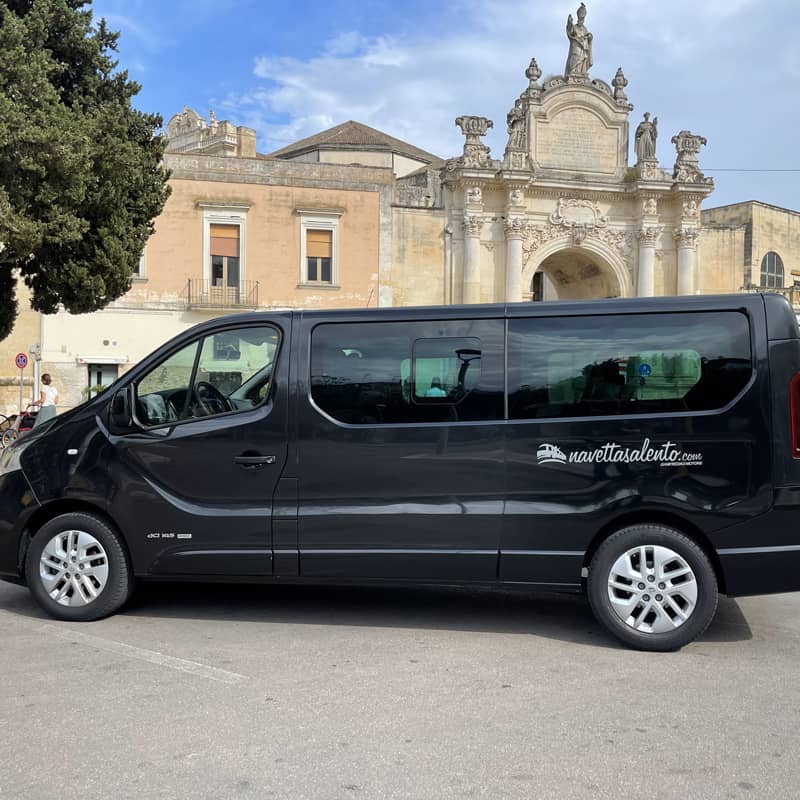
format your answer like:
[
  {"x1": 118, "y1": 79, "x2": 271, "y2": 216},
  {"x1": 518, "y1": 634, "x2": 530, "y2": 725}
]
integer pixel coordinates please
[
  {"x1": 0, "y1": 610, "x2": 246, "y2": 685},
  {"x1": 39, "y1": 624, "x2": 248, "y2": 684}
]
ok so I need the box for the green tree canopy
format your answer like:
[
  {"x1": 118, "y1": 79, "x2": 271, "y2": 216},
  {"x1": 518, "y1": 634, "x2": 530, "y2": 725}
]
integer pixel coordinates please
[{"x1": 0, "y1": 0, "x2": 170, "y2": 339}]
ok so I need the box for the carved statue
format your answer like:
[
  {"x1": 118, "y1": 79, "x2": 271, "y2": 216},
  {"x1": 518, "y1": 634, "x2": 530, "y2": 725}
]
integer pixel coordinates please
[
  {"x1": 612, "y1": 67, "x2": 628, "y2": 102},
  {"x1": 635, "y1": 112, "x2": 658, "y2": 162},
  {"x1": 506, "y1": 100, "x2": 526, "y2": 150},
  {"x1": 565, "y1": 3, "x2": 593, "y2": 78}
]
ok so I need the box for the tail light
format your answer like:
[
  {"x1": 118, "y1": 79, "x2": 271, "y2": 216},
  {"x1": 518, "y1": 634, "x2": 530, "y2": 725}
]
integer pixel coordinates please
[{"x1": 790, "y1": 372, "x2": 800, "y2": 458}]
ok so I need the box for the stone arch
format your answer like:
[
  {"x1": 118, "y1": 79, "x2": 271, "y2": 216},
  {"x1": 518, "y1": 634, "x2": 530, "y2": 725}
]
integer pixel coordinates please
[{"x1": 523, "y1": 236, "x2": 633, "y2": 300}]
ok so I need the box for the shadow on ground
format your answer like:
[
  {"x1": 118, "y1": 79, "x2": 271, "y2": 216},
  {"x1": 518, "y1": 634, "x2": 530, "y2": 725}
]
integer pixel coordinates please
[
  {"x1": 128, "y1": 582, "x2": 752, "y2": 647},
  {"x1": 1, "y1": 580, "x2": 752, "y2": 648}
]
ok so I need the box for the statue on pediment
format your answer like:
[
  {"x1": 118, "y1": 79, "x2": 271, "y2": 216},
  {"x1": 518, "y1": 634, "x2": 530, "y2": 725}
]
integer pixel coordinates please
[
  {"x1": 565, "y1": 3, "x2": 593, "y2": 78},
  {"x1": 635, "y1": 112, "x2": 658, "y2": 162}
]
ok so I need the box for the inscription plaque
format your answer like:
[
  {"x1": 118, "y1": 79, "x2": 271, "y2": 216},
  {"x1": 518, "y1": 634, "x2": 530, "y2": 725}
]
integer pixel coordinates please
[{"x1": 534, "y1": 107, "x2": 620, "y2": 174}]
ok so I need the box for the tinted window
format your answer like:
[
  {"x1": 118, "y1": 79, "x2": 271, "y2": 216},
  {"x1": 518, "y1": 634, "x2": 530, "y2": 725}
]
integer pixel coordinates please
[
  {"x1": 508, "y1": 312, "x2": 752, "y2": 419},
  {"x1": 135, "y1": 326, "x2": 280, "y2": 426},
  {"x1": 311, "y1": 323, "x2": 501, "y2": 424}
]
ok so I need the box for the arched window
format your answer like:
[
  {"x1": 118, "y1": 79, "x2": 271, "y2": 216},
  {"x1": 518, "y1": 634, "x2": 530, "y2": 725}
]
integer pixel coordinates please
[{"x1": 760, "y1": 251, "x2": 784, "y2": 288}]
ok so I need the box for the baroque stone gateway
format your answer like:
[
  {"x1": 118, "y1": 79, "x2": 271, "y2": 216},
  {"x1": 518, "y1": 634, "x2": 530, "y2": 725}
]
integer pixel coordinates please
[{"x1": 439, "y1": 2, "x2": 713, "y2": 303}]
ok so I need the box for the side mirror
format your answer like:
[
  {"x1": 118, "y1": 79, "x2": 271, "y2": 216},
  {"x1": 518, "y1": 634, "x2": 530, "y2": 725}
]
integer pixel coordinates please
[{"x1": 109, "y1": 388, "x2": 132, "y2": 429}]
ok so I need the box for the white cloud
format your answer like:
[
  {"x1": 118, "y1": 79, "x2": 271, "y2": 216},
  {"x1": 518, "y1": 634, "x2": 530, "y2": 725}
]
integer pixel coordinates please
[{"x1": 223, "y1": 0, "x2": 797, "y2": 206}]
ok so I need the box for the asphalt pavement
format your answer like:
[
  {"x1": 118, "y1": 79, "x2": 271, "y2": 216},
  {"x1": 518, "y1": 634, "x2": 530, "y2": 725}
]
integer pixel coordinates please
[{"x1": 1, "y1": 579, "x2": 799, "y2": 800}]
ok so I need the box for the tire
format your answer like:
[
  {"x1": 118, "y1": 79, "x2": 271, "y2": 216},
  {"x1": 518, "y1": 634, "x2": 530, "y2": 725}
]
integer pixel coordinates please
[
  {"x1": 2, "y1": 429, "x2": 17, "y2": 448},
  {"x1": 587, "y1": 524, "x2": 718, "y2": 651},
  {"x1": 25, "y1": 512, "x2": 133, "y2": 621}
]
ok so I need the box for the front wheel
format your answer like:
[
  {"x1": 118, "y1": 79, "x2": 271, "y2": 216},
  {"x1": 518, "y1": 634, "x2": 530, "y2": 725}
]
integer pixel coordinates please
[
  {"x1": 587, "y1": 524, "x2": 718, "y2": 651},
  {"x1": 25, "y1": 512, "x2": 133, "y2": 621}
]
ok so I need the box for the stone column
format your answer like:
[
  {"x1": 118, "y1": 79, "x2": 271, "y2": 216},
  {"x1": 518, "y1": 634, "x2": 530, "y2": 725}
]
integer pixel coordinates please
[
  {"x1": 504, "y1": 217, "x2": 525, "y2": 302},
  {"x1": 637, "y1": 226, "x2": 659, "y2": 297},
  {"x1": 463, "y1": 214, "x2": 483, "y2": 304},
  {"x1": 674, "y1": 227, "x2": 699, "y2": 295}
]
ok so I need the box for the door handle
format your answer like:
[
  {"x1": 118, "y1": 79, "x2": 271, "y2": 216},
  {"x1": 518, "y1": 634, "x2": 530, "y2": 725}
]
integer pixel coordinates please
[{"x1": 234, "y1": 454, "x2": 277, "y2": 468}]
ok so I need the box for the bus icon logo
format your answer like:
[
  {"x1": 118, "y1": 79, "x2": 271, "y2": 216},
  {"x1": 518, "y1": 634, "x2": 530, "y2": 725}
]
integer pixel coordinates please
[{"x1": 537, "y1": 443, "x2": 567, "y2": 465}]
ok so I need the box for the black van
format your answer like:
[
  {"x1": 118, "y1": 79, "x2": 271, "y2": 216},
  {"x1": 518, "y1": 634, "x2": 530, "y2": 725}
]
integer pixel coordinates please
[{"x1": 1, "y1": 293, "x2": 799, "y2": 650}]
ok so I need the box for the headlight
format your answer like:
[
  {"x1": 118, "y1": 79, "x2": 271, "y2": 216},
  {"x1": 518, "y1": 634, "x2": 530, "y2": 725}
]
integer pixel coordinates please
[{"x1": 0, "y1": 440, "x2": 29, "y2": 476}]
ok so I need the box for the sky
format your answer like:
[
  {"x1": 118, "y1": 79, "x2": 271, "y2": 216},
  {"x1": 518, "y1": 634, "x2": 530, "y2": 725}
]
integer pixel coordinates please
[{"x1": 90, "y1": 0, "x2": 799, "y2": 210}]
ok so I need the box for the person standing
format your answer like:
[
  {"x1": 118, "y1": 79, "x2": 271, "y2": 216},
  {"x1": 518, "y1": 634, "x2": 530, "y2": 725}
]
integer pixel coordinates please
[{"x1": 37, "y1": 373, "x2": 59, "y2": 424}]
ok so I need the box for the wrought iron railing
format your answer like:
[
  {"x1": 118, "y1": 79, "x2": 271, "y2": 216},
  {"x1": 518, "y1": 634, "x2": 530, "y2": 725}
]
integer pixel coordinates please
[{"x1": 186, "y1": 279, "x2": 259, "y2": 309}]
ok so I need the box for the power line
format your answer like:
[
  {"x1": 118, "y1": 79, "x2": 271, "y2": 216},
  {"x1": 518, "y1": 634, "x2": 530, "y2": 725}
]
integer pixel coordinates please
[{"x1": 704, "y1": 168, "x2": 800, "y2": 173}]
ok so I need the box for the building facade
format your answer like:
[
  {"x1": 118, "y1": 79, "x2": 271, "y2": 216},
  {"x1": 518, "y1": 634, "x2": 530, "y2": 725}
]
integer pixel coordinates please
[{"x1": 1, "y1": 3, "x2": 798, "y2": 415}]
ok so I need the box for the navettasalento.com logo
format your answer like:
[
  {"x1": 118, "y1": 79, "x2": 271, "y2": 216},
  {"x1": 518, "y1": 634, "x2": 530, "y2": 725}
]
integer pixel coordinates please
[{"x1": 537, "y1": 439, "x2": 703, "y2": 468}]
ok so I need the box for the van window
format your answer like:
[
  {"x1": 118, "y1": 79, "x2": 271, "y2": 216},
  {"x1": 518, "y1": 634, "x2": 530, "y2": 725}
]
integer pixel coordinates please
[
  {"x1": 311, "y1": 323, "x2": 500, "y2": 424},
  {"x1": 134, "y1": 325, "x2": 280, "y2": 426},
  {"x1": 507, "y1": 312, "x2": 752, "y2": 419},
  {"x1": 404, "y1": 338, "x2": 482, "y2": 403}
]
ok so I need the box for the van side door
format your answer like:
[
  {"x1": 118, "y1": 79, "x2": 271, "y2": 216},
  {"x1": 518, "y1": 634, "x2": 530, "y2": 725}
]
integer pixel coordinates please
[
  {"x1": 296, "y1": 315, "x2": 505, "y2": 581},
  {"x1": 107, "y1": 319, "x2": 290, "y2": 576}
]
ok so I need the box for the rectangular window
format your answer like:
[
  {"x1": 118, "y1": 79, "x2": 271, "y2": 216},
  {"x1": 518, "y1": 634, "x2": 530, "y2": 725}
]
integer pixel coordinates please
[
  {"x1": 306, "y1": 229, "x2": 333, "y2": 284},
  {"x1": 311, "y1": 323, "x2": 500, "y2": 425},
  {"x1": 507, "y1": 312, "x2": 753, "y2": 420},
  {"x1": 405, "y1": 338, "x2": 482, "y2": 403},
  {"x1": 200, "y1": 205, "x2": 249, "y2": 302},
  {"x1": 213, "y1": 332, "x2": 241, "y2": 361},
  {"x1": 299, "y1": 211, "x2": 340, "y2": 287}
]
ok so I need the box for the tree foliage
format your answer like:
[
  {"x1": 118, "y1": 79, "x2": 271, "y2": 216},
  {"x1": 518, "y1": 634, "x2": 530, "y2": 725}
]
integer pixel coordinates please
[{"x1": 0, "y1": 0, "x2": 170, "y2": 339}]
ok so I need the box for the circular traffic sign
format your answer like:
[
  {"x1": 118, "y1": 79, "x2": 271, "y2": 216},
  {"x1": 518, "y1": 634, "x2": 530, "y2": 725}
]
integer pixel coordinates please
[{"x1": 15, "y1": 352, "x2": 28, "y2": 369}]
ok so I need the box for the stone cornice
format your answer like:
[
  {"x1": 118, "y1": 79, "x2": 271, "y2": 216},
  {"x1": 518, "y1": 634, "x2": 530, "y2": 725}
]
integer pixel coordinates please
[{"x1": 164, "y1": 152, "x2": 395, "y2": 190}]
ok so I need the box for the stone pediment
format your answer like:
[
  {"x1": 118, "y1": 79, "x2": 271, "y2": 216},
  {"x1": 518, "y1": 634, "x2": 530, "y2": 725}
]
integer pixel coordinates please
[{"x1": 528, "y1": 83, "x2": 630, "y2": 182}]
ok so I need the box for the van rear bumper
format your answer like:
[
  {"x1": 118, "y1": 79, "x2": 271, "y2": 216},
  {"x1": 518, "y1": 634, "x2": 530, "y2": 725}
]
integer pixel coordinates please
[{"x1": 718, "y1": 545, "x2": 800, "y2": 597}]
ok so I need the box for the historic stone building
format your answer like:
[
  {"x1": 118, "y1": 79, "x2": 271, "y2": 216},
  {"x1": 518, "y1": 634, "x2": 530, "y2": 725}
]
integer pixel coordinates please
[
  {"x1": 393, "y1": 2, "x2": 714, "y2": 307},
  {"x1": 1, "y1": 2, "x2": 798, "y2": 415}
]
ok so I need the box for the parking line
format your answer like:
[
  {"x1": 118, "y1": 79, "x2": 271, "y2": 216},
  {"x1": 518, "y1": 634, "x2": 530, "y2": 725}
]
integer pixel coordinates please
[
  {"x1": 0, "y1": 611, "x2": 246, "y2": 685},
  {"x1": 38, "y1": 624, "x2": 248, "y2": 684}
]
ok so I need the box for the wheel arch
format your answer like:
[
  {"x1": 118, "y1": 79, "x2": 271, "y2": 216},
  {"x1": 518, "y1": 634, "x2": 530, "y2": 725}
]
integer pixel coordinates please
[
  {"x1": 582, "y1": 511, "x2": 727, "y2": 595},
  {"x1": 18, "y1": 499, "x2": 131, "y2": 575}
]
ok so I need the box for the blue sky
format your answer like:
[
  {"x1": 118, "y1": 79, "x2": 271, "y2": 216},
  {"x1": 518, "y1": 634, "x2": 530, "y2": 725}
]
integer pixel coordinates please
[{"x1": 91, "y1": 0, "x2": 799, "y2": 209}]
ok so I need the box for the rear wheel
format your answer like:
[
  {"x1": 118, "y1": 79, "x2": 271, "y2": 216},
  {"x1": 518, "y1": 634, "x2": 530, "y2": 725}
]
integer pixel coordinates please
[
  {"x1": 26, "y1": 512, "x2": 133, "y2": 621},
  {"x1": 587, "y1": 524, "x2": 718, "y2": 651}
]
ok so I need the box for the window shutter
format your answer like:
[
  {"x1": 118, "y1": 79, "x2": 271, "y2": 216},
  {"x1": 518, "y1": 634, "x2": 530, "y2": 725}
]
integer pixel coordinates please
[
  {"x1": 210, "y1": 224, "x2": 240, "y2": 258},
  {"x1": 307, "y1": 229, "x2": 332, "y2": 258}
]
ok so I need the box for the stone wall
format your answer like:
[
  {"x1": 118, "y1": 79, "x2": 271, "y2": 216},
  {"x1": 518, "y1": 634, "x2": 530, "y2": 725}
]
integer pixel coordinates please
[{"x1": 391, "y1": 208, "x2": 448, "y2": 306}]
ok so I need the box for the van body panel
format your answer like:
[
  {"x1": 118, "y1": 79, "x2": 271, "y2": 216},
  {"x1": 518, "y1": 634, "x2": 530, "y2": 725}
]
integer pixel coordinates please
[
  {"x1": 294, "y1": 315, "x2": 506, "y2": 581},
  {"x1": 1, "y1": 294, "x2": 800, "y2": 603}
]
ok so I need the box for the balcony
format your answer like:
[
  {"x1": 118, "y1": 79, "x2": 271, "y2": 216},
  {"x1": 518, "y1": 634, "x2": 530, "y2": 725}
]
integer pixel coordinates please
[{"x1": 186, "y1": 279, "x2": 259, "y2": 309}]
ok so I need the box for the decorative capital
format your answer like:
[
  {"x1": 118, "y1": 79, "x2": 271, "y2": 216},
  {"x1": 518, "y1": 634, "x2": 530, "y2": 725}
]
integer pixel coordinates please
[
  {"x1": 463, "y1": 214, "x2": 484, "y2": 238},
  {"x1": 504, "y1": 217, "x2": 527, "y2": 238},
  {"x1": 455, "y1": 116, "x2": 494, "y2": 170},
  {"x1": 455, "y1": 115, "x2": 493, "y2": 141},
  {"x1": 674, "y1": 227, "x2": 700, "y2": 248},
  {"x1": 671, "y1": 130, "x2": 710, "y2": 184},
  {"x1": 637, "y1": 226, "x2": 660, "y2": 247}
]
